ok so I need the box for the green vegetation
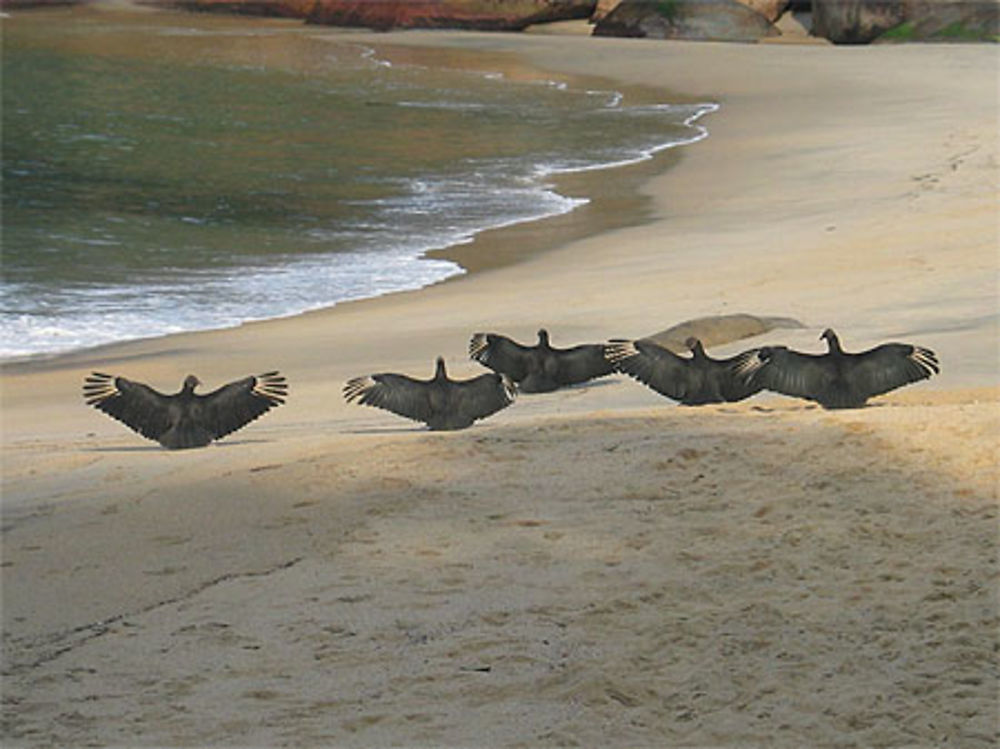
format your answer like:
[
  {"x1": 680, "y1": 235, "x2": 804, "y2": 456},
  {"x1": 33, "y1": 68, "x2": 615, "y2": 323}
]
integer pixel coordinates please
[
  {"x1": 879, "y1": 21, "x2": 916, "y2": 41},
  {"x1": 933, "y1": 20, "x2": 997, "y2": 42},
  {"x1": 879, "y1": 19, "x2": 999, "y2": 43},
  {"x1": 654, "y1": 0, "x2": 679, "y2": 21}
]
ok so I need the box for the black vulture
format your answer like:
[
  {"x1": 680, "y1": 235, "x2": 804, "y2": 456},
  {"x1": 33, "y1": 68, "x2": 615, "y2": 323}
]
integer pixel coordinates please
[
  {"x1": 83, "y1": 371, "x2": 288, "y2": 449},
  {"x1": 343, "y1": 356, "x2": 515, "y2": 430},
  {"x1": 604, "y1": 336, "x2": 763, "y2": 405},
  {"x1": 468, "y1": 328, "x2": 614, "y2": 393},
  {"x1": 732, "y1": 328, "x2": 939, "y2": 409}
]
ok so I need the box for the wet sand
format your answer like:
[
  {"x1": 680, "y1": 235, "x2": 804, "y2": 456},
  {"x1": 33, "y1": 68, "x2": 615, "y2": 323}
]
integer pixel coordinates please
[{"x1": 2, "y1": 17, "x2": 998, "y2": 749}]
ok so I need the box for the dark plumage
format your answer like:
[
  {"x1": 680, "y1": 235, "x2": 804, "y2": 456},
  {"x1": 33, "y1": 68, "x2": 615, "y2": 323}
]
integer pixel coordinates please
[
  {"x1": 732, "y1": 328, "x2": 939, "y2": 409},
  {"x1": 468, "y1": 328, "x2": 614, "y2": 393},
  {"x1": 604, "y1": 336, "x2": 763, "y2": 406},
  {"x1": 82, "y1": 371, "x2": 288, "y2": 449},
  {"x1": 343, "y1": 356, "x2": 515, "y2": 430}
]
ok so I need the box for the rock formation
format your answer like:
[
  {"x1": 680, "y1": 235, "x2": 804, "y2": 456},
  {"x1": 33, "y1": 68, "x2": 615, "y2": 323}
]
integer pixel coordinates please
[
  {"x1": 592, "y1": 0, "x2": 622, "y2": 22},
  {"x1": 164, "y1": 0, "x2": 320, "y2": 18},
  {"x1": 593, "y1": 0, "x2": 779, "y2": 41},
  {"x1": 101, "y1": 0, "x2": 998, "y2": 43},
  {"x1": 811, "y1": 0, "x2": 999, "y2": 43},
  {"x1": 811, "y1": 0, "x2": 905, "y2": 42},
  {"x1": 0, "y1": 0, "x2": 87, "y2": 7},
  {"x1": 306, "y1": 0, "x2": 596, "y2": 31},
  {"x1": 592, "y1": 0, "x2": 787, "y2": 25},
  {"x1": 740, "y1": 0, "x2": 788, "y2": 23}
]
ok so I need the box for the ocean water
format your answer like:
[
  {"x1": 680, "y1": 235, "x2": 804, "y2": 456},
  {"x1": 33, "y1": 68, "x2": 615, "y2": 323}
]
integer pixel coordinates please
[{"x1": 1, "y1": 7, "x2": 716, "y2": 359}]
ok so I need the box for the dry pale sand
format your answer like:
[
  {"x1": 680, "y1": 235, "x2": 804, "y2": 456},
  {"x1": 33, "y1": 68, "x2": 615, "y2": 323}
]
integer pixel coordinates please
[{"x1": 2, "y1": 15, "x2": 998, "y2": 749}]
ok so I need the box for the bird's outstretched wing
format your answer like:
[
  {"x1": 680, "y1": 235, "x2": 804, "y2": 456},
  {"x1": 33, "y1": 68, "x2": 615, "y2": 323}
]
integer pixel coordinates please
[
  {"x1": 344, "y1": 372, "x2": 435, "y2": 424},
  {"x1": 842, "y1": 344, "x2": 939, "y2": 402},
  {"x1": 447, "y1": 373, "x2": 516, "y2": 424},
  {"x1": 469, "y1": 333, "x2": 535, "y2": 381},
  {"x1": 82, "y1": 372, "x2": 175, "y2": 442},
  {"x1": 553, "y1": 344, "x2": 615, "y2": 386},
  {"x1": 604, "y1": 339, "x2": 696, "y2": 402},
  {"x1": 732, "y1": 347, "x2": 835, "y2": 401},
  {"x1": 707, "y1": 350, "x2": 766, "y2": 402},
  {"x1": 200, "y1": 371, "x2": 288, "y2": 439}
]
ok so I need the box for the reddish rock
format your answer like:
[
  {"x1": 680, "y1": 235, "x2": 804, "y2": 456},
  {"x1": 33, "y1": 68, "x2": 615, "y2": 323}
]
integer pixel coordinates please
[
  {"x1": 307, "y1": 0, "x2": 597, "y2": 31},
  {"x1": 592, "y1": 0, "x2": 622, "y2": 22},
  {"x1": 594, "y1": 0, "x2": 779, "y2": 41},
  {"x1": 0, "y1": 0, "x2": 87, "y2": 7},
  {"x1": 741, "y1": 0, "x2": 787, "y2": 23},
  {"x1": 161, "y1": 0, "x2": 320, "y2": 19}
]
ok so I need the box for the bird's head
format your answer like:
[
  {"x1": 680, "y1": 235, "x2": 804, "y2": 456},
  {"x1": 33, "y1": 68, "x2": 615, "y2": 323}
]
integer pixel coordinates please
[
  {"x1": 183, "y1": 374, "x2": 201, "y2": 392},
  {"x1": 537, "y1": 328, "x2": 550, "y2": 346},
  {"x1": 434, "y1": 357, "x2": 447, "y2": 379},
  {"x1": 820, "y1": 328, "x2": 842, "y2": 350},
  {"x1": 685, "y1": 336, "x2": 704, "y2": 354}
]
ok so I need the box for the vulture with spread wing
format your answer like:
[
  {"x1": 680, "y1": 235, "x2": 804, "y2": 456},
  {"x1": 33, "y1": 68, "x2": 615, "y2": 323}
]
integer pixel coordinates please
[
  {"x1": 732, "y1": 328, "x2": 939, "y2": 409},
  {"x1": 605, "y1": 336, "x2": 763, "y2": 405},
  {"x1": 344, "y1": 357, "x2": 515, "y2": 430},
  {"x1": 468, "y1": 328, "x2": 614, "y2": 393},
  {"x1": 83, "y1": 371, "x2": 288, "y2": 448}
]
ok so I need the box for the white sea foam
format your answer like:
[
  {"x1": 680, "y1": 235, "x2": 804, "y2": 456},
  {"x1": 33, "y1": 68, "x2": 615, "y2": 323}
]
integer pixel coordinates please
[
  {"x1": 359, "y1": 46, "x2": 392, "y2": 68},
  {"x1": 535, "y1": 102, "x2": 718, "y2": 177},
  {"x1": 0, "y1": 179, "x2": 589, "y2": 359},
  {"x1": 0, "y1": 250, "x2": 463, "y2": 359}
]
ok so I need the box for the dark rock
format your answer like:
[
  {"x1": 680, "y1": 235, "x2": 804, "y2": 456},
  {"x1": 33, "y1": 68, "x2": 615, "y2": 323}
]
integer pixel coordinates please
[
  {"x1": 811, "y1": 0, "x2": 906, "y2": 42},
  {"x1": 593, "y1": 0, "x2": 787, "y2": 25},
  {"x1": 812, "y1": 0, "x2": 999, "y2": 44},
  {"x1": 593, "y1": 0, "x2": 779, "y2": 42}
]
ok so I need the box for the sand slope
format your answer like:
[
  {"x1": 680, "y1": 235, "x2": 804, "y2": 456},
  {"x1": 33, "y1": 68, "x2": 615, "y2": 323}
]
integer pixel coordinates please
[{"x1": 3, "y1": 393, "x2": 997, "y2": 746}]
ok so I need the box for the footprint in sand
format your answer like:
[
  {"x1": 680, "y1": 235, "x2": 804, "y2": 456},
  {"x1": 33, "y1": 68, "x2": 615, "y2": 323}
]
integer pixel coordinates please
[
  {"x1": 143, "y1": 565, "x2": 187, "y2": 576},
  {"x1": 150, "y1": 534, "x2": 191, "y2": 547}
]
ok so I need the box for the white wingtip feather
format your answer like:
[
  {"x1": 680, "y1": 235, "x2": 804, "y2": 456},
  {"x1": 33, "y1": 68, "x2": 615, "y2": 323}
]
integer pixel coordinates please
[
  {"x1": 500, "y1": 374, "x2": 517, "y2": 403},
  {"x1": 343, "y1": 375, "x2": 377, "y2": 403},
  {"x1": 603, "y1": 340, "x2": 638, "y2": 365},
  {"x1": 469, "y1": 333, "x2": 490, "y2": 361}
]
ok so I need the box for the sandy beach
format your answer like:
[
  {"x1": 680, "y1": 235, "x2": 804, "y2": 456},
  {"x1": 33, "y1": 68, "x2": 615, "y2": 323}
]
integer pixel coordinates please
[{"x1": 2, "y1": 13, "x2": 998, "y2": 748}]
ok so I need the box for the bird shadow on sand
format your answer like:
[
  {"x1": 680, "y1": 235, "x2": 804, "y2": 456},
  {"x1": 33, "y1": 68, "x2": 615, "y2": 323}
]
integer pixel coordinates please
[
  {"x1": 514, "y1": 378, "x2": 624, "y2": 394},
  {"x1": 749, "y1": 404, "x2": 819, "y2": 414},
  {"x1": 82, "y1": 437, "x2": 276, "y2": 453},
  {"x1": 748, "y1": 401, "x2": 893, "y2": 414},
  {"x1": 212, "y1": 438, "x2": 277, "y2": 448},
  {"x1": 82, "y1": 444, "x2": 165, "y2": 454},
  {"x1": 343, "y1": 425, "x2": 447, "y2": 435}
]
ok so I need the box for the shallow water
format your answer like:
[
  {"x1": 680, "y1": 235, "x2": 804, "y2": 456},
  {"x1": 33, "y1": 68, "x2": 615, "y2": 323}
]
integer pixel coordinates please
[{"x1": 1, "y1": 7, "x2": 715, "y2": 358}]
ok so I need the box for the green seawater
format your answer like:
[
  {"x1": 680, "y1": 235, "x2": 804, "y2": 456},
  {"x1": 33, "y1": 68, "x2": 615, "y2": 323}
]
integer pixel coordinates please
[{"x1": 1, "y1": 6, "x2": 714, "y2": 356}]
